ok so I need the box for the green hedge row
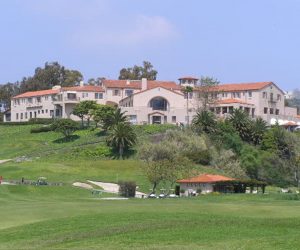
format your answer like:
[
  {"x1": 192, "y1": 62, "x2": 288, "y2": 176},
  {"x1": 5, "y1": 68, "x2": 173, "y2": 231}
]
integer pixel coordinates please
[
  {"x1": 0, "y1": 118, "x2": 54, "y2": 126},
  {"x1": 30, "y1": 126, "x2": 54, "y2": 133}
]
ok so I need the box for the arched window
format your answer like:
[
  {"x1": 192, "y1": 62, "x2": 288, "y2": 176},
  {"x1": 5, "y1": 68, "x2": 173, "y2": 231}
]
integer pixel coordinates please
[{"x1": 149, "y1": 97, "x2": 168, "y2": 111}]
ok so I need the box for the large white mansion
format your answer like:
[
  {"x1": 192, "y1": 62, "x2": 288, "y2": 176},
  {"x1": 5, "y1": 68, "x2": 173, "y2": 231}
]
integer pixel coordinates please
[{"x1": 4, "y1": 77, "x2": 300, "y2": 125}]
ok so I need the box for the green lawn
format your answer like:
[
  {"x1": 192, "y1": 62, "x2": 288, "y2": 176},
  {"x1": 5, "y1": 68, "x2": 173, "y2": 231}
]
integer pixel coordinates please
[
  {"x1": 1, "y1": 125, "x2": 300, "y2": 249},
  {"x1": 0, "y1": 185, "x2": 300, "y2": 249}
]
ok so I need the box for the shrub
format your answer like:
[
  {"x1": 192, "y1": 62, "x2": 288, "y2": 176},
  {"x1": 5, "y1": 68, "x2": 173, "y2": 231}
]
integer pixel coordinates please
[
  {"x1": 118, "y1": 181, "x2": 136, "y2": 197},
  {"x1": 51, "y1": 119, "x2": 79, "y2": 138},
  {"x1": 30, "y1": 126, "x2": 53, "y2": 133},
  {"x1": 81, "y1": 145, "x2": 112, "y2": 157}
]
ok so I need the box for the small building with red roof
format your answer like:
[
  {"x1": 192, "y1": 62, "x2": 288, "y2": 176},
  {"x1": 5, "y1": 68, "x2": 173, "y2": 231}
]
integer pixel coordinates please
[{"x1": 177, "y1": 174, "x2": 235, "y2": 196}]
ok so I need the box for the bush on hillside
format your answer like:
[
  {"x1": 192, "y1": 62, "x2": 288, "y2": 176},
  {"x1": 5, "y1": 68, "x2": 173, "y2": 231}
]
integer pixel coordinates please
[
  {"x1": 30, "y1": 126, "x2": 54, "y2": 133},
  {"x1": 51, "y1": 119, "x2": 79, "y2": 138},
  {"x1": 118, "y1": 181, "x2": 136, "y2": 197}
]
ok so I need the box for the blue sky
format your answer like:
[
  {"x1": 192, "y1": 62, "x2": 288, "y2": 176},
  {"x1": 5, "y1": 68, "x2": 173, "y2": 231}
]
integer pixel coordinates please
[{"x1": 0, "y1": 0, "x2": 300, "y2": 90}]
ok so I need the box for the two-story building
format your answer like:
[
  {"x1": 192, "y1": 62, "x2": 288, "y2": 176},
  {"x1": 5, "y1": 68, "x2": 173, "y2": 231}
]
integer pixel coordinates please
[{"x1": 8, "y1": 76, "x2": 300, "y2": 125}]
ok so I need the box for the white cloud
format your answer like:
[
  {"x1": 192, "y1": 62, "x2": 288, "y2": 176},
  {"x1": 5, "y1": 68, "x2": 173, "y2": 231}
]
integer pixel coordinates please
[{"x1": 69, "y1": 15, "x2": 178, "y2": 48}]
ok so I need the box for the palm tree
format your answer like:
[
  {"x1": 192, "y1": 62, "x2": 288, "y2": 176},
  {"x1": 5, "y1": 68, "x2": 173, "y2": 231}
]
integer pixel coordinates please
[
  {"x1": 106, "y1": 122, "x2": 137, "y2": 159},
  {"x1": 250, "y1": 117, "x2": 268, "y2": 145},
  {"x1": 228, "y1": 108, "x2": 251, "y2": 142},
  {"x1": 103, "y1": 108, "x2": 128, "y2": 131},
  {"x1": 192, "y1": 110, "x2": 217, "y2": 134},
  {"x1": 183, "y1": 86, "x2": 193, "y2": 125}
]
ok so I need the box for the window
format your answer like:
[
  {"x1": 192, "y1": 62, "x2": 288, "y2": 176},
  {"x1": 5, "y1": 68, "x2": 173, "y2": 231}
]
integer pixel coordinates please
[
  {"x1": 150, "y1": 97, "x2": 168, "y2": 111},
  {"x1": 264, "y1": 107, "x2": 268, "y2": 114},
  {"x1": 30, "y1": 112, "x2": 32, "y2": 119},
  {"x1": 82, "y1": 92, "x2": 88, "y2": 98},
  {"x1": 277, "y1": 94, "x2": 281, "y2": 101},
  {"x1": 21, "y1": 113, "x2": 23, "y2": 119},
  {"x1": 248, "y1": 91, "x2": 252, "y2": 97},
  {"x1": 263, "y1": 92, "x2": 267, "y2": 99},
  {"x1": 37, "y1": 97, "x2": 41, "y2": 103},
  {"x1": 45, "y1": 96, "x2": 48, "y2": 101},
  {"x1": 46, "y1": 109, "x2": 48, "y2": 113},
  {"x1": 50, "y1": 110, "x2": 54, "y2": 117},
  {"x1": 270, "y1": 93, "x2": 274, "y2": 102},
  {"x1": 276, "y1": 109, "x2": 279, "y2": 115},
  {"x1": 16, "y1": 113, "x2": 19, "y2": 120},
  {"x1": 95, "y1": 93, "x2": 103, "y2": 99},
  {"x1": 270, "y1": 108, "x2": 274, "y2": 114},
  {"x1": 28, "y1": 98, "x2": 33, "y2": 104},
  {"x1": 222, "y1": 93, "x2": 228, "y2": 98},
  {"x1": 233, "y1": 92, "x2": 241, "y2": 98},
  {"x1": 129, "y1": 115, "x2": 137, "y2": 124},
  {"x1": 113, "y1": 89, "x2": 120, "y2": 96},
  {"x1": 172, "y1": 116, "x2": 176, "y2": 123},
  {"x1": 125, "y1": 89, "x2": 133, "y2": 96},
  {"x1": 38, "y1": 110, "x2": 40, "y2": 114},
  {"x1": 42, "y1": 110, "x2": 44, "y2": 114}
]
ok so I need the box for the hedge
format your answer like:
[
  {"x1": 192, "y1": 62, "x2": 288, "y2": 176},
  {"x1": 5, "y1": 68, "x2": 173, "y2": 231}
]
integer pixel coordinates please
[
  {"x1": 30, "y1": 126, "x2": 54, "y2": 133},
  {"x1": 0, "y1": 118, "x2": 54, "y2": 126}
]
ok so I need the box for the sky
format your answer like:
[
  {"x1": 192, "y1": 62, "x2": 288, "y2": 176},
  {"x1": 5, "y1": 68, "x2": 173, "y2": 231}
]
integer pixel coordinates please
[{"x1": 0, "y1": 0, "x2": 300, "y2": 90}]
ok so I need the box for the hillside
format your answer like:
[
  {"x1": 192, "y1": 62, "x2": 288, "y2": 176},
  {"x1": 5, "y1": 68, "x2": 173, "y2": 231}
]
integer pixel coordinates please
[{"x1": 1, "y1": 124, "x2": 300, "y2": 249}]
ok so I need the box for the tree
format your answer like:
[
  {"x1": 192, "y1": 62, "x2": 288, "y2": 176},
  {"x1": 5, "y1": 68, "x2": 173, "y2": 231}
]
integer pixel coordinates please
[
  {"x1": 228, "y1": 109, "x2": 252, "y2": 142},
  {"x1": 240, "y1": 145, "x2": 261, "y2": 179},
  {"x1": 197, "y1": 76, "x2": 220, "y2": 110},
  {"x1": 0, "y1": 82, "x2": 20, "y2": 109},
  {"x1": 91, "y1": 104, "x2": 116, "y2": 128},
  {"x1": 183, "y1": 86, "x2": 193, "y2": 125},
  {"x1": 250, "y1": 117, "x2": 268, "y2": 145},
  {"x1": 20, "y1": 62, "x2": 83, "y2": 92},
  {"x1": 106, "y1": 122, "x2": 137, "y2": 159},
  {"x1": 102, "y1": 108, "x2": 128, "y2": 131},
  {"x1": 51, "y1": 119, "x2": 79, "y2": 138},
  {"x1": 72, "y1": 101, "x2": 97, "y2": 128},
  {"x1": 118, "y1": 61, "x2": 158, "y2": 80},
  {"x1": 192, "y1": 110, "x2": 217, "y2": 134}
]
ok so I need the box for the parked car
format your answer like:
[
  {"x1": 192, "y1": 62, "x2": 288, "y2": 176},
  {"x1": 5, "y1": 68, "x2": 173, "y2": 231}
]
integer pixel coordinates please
[{"x1": 148, "y1": 193, "x2": 157, "y2": 198}]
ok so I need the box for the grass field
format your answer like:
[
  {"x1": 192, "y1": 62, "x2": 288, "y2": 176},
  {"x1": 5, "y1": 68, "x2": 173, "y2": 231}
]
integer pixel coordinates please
[
  {"x1": 0, "y1": 185, "x2": 300, "y2": 249},
  {"x1": 1, "y1": 124, "x2": 300, "y2": 249}
]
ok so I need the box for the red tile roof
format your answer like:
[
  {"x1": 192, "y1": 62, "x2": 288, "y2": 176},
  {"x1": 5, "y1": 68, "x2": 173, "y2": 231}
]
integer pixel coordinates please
[
  {"x1": 177, "y1": 174, "x2": 235, "y2": 183},
  {"x1": 178, "y1": 76, "x2": 199, "y2": 80},
  {"x1": 214, "y1": 98, "x2": 254, "y2": 106},
  {"x1": 13, "y1": 89, "x2": 59, "y2": 99},
  {"x1": 103, "y1": 79, "x2": 181, "y2": 90},
  {"x1": 196, "y1": 82, "x2": 273, "y2": 92},
  {"x1": 62, "y1": 86, "x2": 104, "y2": 92}
]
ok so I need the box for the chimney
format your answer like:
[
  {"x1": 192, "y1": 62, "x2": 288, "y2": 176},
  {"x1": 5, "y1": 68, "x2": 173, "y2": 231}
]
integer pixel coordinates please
[
  {"x1": 80, "y1": 81, "x2": 84, "y2": 87},
  {"x1": 141, "y1": 78, "x2": 147, "y2": 91}
]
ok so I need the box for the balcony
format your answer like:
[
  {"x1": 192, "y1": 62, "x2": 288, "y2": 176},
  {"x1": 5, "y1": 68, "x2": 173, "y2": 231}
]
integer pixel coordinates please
[
  {"x1": 64, "y1": 97, "x2": 80, "y2": 103},
  {"x1": 52, "y1": 97, "x2": 80, "y2": 104}
]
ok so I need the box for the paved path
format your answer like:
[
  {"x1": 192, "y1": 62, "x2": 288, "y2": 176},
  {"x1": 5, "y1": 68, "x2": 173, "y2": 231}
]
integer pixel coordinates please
[
  {"x1": 87, "y1": 180, "x2": 146, "y2": 198},
  {"x1": 0, "y1": 159, "x2": 11, "y2": 165},
  {"x1": 72, "y1": 182, "x2": 93, "y2": 190}
]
